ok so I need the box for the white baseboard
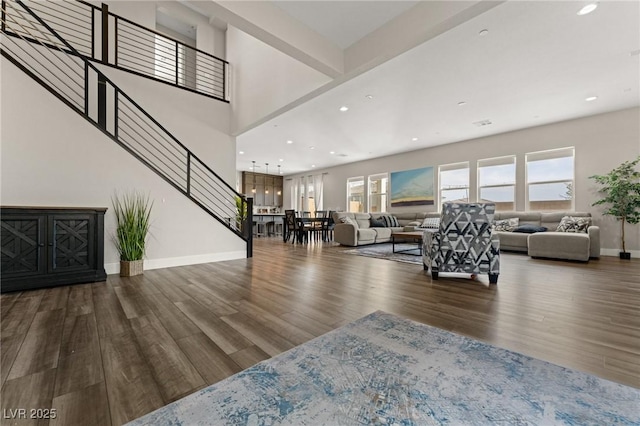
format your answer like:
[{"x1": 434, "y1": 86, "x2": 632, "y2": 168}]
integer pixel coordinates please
[
  {"x1": 599, "y1": 248, "x2": 640, "y2": 258},
  {"x1": 105, "y1": 250, "x2": 247, "y2": 275}
]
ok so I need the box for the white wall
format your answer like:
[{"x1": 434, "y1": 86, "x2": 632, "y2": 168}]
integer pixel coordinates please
[
  {"x1": 285, "y1": 108, "x2": 640, "y2": 255},
  {"x1": 226, "y1": 25, "x2": 332, "y2": 134},
  {"x1": 1, "y1": 56, "x2": 246, "y2": 273}
]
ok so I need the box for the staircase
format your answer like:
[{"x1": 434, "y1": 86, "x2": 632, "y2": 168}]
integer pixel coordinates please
[{"x1": 1, "y1": 0, "x2": 253, "y2": 257}]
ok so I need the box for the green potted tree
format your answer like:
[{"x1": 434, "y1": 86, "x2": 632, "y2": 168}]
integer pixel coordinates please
[
  {"x1": 112, "y1": 192, "x2": 153, "y2": 276},
  {"x1": 590, "y1": 156, "x2": 640, "y2": 260}
]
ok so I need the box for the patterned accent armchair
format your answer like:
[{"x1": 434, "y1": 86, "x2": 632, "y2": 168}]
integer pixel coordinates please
[{"x1": 422, "y1": 203, "x2": 500, "y2": 284}]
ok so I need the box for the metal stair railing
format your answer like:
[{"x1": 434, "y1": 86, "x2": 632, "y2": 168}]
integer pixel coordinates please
[
  {"x1": 2, "y1": 0, "x2": 228, "y2": 102},
  {"x1": 1, "y1": 0, "x2": 252, "y2": 257}
]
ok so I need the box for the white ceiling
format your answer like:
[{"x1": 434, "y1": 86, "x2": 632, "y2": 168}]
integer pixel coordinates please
[
  {"x1": 236, "y1": 1, "x2": 640, "y2": 175},
  {"x1": 272, "y1": 1, "x2": 419, "y2": 49}
]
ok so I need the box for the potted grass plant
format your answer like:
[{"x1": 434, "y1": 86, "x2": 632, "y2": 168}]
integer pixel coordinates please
[
  {"x1": 112, "y1": 192, "x2": 153, "y2": 276},
  {"x1": 235, "y1": 195, "x2": 247, "y2": 231},
  {"x1": 590, "y1": 156, "x2": 640, "y2": 260}
]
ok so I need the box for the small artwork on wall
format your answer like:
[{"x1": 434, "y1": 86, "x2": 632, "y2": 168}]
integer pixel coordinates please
[{"x1": 390, "y1": 166, "x2": 435, "y2": 207}]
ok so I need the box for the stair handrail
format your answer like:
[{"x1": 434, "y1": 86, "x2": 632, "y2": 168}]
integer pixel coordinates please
[{"x1": 1, "y1": 0, "x2": 252, "y2": 256}]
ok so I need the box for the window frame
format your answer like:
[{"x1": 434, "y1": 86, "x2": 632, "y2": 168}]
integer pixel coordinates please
[
  {"x1": 477, "y1": 155, "x2": 517, "y2": 211},
  {"x1": 525, "y1": 147, "x2": 575, "y2": 211},
  {"x1": 346, "y1": 176, "x2": 365, "y2": 213},
  {"x1": 438, "y1": 162, "x2": 470, "y2": 209},
  {"x1": 367, "y1": 173, "x2": 389, "y2": 213}
]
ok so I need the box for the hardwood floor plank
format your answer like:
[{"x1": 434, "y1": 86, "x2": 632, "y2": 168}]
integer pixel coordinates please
[
  {"x1": 279, "y1": 310, "x2": 334, "y2": 337},
  {"x1": 143, "y1": 292, "x2": 201, "y2": 340},
  {"x1": 113, "y1": 286, "x2": 153, "y2": 319},
  {"x1": 1, "y1": 333, "x2": 26, "y2": 388},
  {"x1": 7, "y1": 309, "x2": 65, "y2": 380},
  {"x1": 176, "y1": 333, "x2": 243, "y2": 384},
  {"x1": 233, "y1": 299, "x2": 315, "y2": 345},
  {"x1": 130, "y1": 313, "x2": 205, "y2": 403},
  {"x1": 92, "y1": 287, "x2": 130, "y2": 339},
  {"x1": 221, "y1": 311, "x2": 296, "y2": 357},
  {"x1": 229, "y1": 345, "x2": 271, "y2": 370},
  {"x1": 59, "y1": 313, "x2": 100, "y2": 358},
  {"x1": 66, "y1": 284, "x2": 94, "y2": 316},
  {"x1": 53, "y1": 347, "x2": 103, "y2": 397},
  {"x1": 37, "y1": 286, "x2": 70, "y2": 312},
  {"x1": 100, "y1": 329, "x2": 164, "y2": 425},
  {"x1": 50, "y1": 382, "x2": 111, "y2": 426},
  {"x1": 1, "y1": 292, "x2": 44, "y2": 338},
  {"x1": 1, "y1": 369, "x2": 56, "y2": 426},
  {"x1": 175, "y1": 299, "x2": 253, "y2": 354}
]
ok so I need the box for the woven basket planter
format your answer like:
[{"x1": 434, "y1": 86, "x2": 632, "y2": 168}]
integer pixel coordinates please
[{"x1": 120, "y1": 259, "x2": 144, "y2": 277}]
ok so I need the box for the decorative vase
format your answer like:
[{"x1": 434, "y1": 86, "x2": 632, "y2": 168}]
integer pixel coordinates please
[
  {"x1": 619, "y1": 252, "x2": 631, "y2": 260},
  {"x1": 120, "y1": 259, "x2": 144, "y2": 277}
]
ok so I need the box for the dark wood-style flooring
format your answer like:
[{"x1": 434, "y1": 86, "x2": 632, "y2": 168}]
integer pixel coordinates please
[{"x1": 1, "y1": 237, "x2": 639, "y2": 425}]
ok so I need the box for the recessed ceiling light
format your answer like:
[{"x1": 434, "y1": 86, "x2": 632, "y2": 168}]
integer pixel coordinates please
[
  {"x1": 311, "y1": 165, "x2": 316, "y2": 168},
  {"x1": 309, "y1": 146, "x2": 315, "y2": 150},
  {"x1": 238, "y1": 151, "x2": 244, "y2": 155},
  {"x1": 585, "y1": 96, "x2": 598, "y2": 102},
  {"x1": 279, "y1": 158, "x2": 284, "y2": 162},
  {"x1": 329, "y1": 151, "x2": 335, "y2": 154},
  {"x1": 479, "y1": 29, "x2": 489, "y2": 36},
  {"x1": 286, "y1": 140, "x2": 293, "y2": 144},
  {"x1": 411, "y1": 137, "x2": 418, "y2": 141},
  {"x1": 577, "y1": 3, "x2": 597, "y2": 16},
  {"x1": 339, "y1": 106, "x2": 349, "y2": 112},
  {"x1": 365, "y1": 95, "x2": 373, "y2": 99},
  {"x1": 458, "y1": 101, "x2": 467, "y2": 106}
]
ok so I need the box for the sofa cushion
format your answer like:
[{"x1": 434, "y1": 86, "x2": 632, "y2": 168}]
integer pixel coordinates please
[
  {"x1": 494, "y1": 212, "x2": 542, "y2": 226},
  {"x1": 528, "y1": 232, "x2": 590, "y2": 261},
  {"x1": 495, "y1": 231, "x2": 529, "y2": 251},
  {"x1": 493, "y1": 218, "x2": 519, "y2": 232},
  {"x1": 357, "y1": 228, "x2": 377, "y2": 243},
  {"x1": 420, "y1": 217, "x2": 440, "y2": 229},
  {"x1": 513, "y1": 225, "x2": 548, "y2": 234},
  {"x1": 540, "y1": 212, "x2": 590, "y2": 230},
  {"x1": 355, "y1": 213, "x2": 372, "y2": 229},
  {"x1": 556, "y1": 216, "x2": 591, "y2": 233},
  {"x1": 373, "y1": 227, "x2": 392, "y2": 241}
]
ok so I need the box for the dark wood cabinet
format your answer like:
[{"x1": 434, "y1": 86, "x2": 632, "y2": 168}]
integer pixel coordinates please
[
  {"x1": 1, "y1": 207, "x2": 107, "y2": 293},
  {"x1": 242, "y1": 172, "x2": 283, "y2": 207}
]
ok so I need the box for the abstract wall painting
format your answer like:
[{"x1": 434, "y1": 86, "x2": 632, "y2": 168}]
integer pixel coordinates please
[{"x1": 390, "y1": 166, "x2": 434, "y2": 207}]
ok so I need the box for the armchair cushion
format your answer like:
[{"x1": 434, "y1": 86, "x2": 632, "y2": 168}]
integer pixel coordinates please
[{"x1": 424, "y1": 203, "x2": 500, "y2": 283}]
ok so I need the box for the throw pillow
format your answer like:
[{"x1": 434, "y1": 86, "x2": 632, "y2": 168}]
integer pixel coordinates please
[
  {"x1": 370, "y1": 218, "x2": 385, "y2": 228},
  {"x1": 556, "y1": 216, "x2": 591, "y2": 233},
  {"x1": 380, "y1": 215, "x2": 400, "y2": 228},
  {"x1": 408, "y1": 221, "x2": 422, "y2": 227},
  {"x1": 513, "y1": 224, "x2": 548, "y2": 234},
  {"x1": 493, "y1": 218, "x2": 519, "y2": 232},
  {"x1": 420, "y1": 217, "x2": 440, "y2": 229}
]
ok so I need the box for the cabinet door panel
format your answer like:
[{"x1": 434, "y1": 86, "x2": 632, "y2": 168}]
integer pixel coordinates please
[
  {"x1": 48, "y1": 215, "x2": 95, "y2": 274},
  {"x1": 1, "y1": 215, "x2": 46, "y2": 277}
]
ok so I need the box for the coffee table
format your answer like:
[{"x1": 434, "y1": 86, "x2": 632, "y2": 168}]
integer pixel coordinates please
[{"x1": 391, "y1": 231, "x2": 425, "y2": 255}]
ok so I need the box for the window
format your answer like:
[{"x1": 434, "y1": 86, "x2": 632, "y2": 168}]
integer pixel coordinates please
[
  {"x1": 439, "y1": 162, "x2": 470, "y2": 207},
  {"x1": 478, "y1": 156, "x2": 516, "y2": 211},
  {"x1": 347, "y1": 177, "x2": 365, "y2": 213},
  {"x1": 526, "y1": 147, "x2": 574, "y2": 210},
  {"x1": 368, "y1": 173, "x2": 388, "y2": 213}
]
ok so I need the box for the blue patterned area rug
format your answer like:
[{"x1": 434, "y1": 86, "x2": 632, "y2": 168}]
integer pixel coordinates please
[
  {"x1": 343, "y1": 243, "x2": 422, "y2": 265},
  {"x1": 128, "y1": 311, "x2": 640, "y2": 425}
]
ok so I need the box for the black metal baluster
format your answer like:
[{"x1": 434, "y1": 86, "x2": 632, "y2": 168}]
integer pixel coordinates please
[
  {"x1": 222, "y1": 61, "x2": 226, "y2": 100},
  {"x1": 175, "y1": 41, "x2": 179, "y2": 85},
  {"x1": 97, "y1": 3, "x2": 108, "y2": 129},
  {"x1": 2, "y1": 0, "x2": 6, "y2": 33},
  {"x1": 91, "y1": 4, "x2": 95, "y2": 58},
  {"x1": 246, "y1": 197, "x2": 253, "y2": 258},
  {"x1": 84, "y1": 61, "x2": 89, "y2": 116},
  {"x1": 186, "y1": 152, "x2": 191, "y2": 195},
  {"x1": 114, "y1": 15, "x2": 118, "y2": 66},
  {"x1": 114, "y1": 89, "x2": 119, "y2": 139}
]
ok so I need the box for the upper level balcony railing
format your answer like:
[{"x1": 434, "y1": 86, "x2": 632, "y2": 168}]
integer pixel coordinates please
[{"x1": 4, "y1": 0, "x2": 229, "y2": 102}]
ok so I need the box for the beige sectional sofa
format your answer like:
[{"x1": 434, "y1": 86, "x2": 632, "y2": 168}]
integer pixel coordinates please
[
  {"x1": 493, "y1": 211, "x2": 599, "y2": 261},
  {"x1": 333, "y1": 210, "x2": 600, "y2": 262},
  {"x1": 332, "y1": 212, "x2": 440, "y2": 246}
]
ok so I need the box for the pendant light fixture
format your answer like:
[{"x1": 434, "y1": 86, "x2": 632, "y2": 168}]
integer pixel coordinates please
[
  {"x1": 251, "y1": 161, "x2": 256, "y2": 193},
  {"x1": 277, "y1": 165, "x2": 282, "y2": 195},
  {"x1": 265, "y1": 163, "x2": 269, "y2": 194}
]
